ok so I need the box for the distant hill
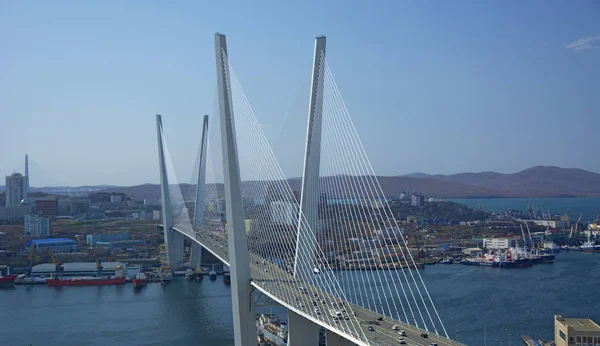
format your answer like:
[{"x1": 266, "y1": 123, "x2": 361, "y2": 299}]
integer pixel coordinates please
[
  {"x1": 420, "y1": 166, "x2": 600, "y2": 197},
  {"x1": 98, "y1": 176, "x2": 515, "y2": 200},
  {"x1": 7, "y1": 166, "x2": 596, "y2": 199}
]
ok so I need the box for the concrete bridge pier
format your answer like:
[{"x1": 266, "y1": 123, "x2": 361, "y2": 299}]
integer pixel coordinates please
[
  {"x1": 287, "y1": 310, "x2": 321, "y2": 346},
  {"x1": 189, "y1": 242, "x2": 203, "y2": 268}
]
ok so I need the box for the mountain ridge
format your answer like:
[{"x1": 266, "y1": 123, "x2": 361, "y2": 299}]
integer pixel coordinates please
[{"x1": 2, "y1": 166, "x2": 598, "y2": 199}]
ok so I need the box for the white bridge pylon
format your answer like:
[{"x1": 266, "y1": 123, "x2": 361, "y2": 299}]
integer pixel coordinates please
[{"x1": 155, "y1": 33, "x2": 462, "y2": 346}]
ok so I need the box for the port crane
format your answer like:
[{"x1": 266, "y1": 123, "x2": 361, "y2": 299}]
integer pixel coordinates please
[
  {"x1": 574, "y1": 213, "x2": 583, "y2": 233},
  {"x1": 26, "y1": 243, "x2": 36, "y2": 276},
  {"x1": 47, "y1": 248, "x2": 64, "y2": 279},
  {"x1": 93, "y1": 248, "x2": 103, "y2": 276}
]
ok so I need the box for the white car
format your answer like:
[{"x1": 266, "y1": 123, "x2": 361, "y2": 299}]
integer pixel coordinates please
[
  {"x1": 392, "y1": 325, "x2": 399, "y2": 330},
  {"x1": 399, "y1": 330, "x2": 406, "y2": 336}
]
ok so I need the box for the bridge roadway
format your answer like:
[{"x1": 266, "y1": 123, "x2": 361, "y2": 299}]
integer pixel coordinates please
[{"x1": 175, "y1": 227, "x2": 465, "y2": 346}]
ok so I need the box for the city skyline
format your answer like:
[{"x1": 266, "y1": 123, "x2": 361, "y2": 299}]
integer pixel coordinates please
[{"x1": 1, "y1": 1, "x2": 599, "y2": 186}]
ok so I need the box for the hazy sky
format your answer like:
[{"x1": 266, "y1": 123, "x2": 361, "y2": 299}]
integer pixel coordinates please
[{"x1": 1, "y1": 1, "x2": 599, "y2": 187}]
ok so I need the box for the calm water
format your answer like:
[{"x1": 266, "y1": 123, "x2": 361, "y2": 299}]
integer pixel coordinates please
[
  {"x1": 449, "y1": 197, "x2": 600, "y2": 222},
  {"x1": 1, "y1": 252, "x2": 599, "y2": 346}
]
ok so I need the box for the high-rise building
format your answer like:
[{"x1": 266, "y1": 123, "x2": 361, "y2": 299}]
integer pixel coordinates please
[
  {"x1": 411, "y1": 193, "x2": 424, "y2": 207},
  {"x1": 24, "y1": 214, "x2": 50, "y2": 237},
  {"x1": 5, "y1": 173, "x2": 27, "y2": 207}
]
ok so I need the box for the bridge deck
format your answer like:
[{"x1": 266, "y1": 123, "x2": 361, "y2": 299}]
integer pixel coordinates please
[{"x1": 179, "y1": 228, "x2": 465, "y2": 346}]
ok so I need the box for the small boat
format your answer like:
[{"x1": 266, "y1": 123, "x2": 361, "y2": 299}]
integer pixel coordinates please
[
  {"x1": 209, "y1": 270, "x2": 217, "y2": 281},
  {"x1": 185, "y1": 269, "x2": 195, "y2": 280},
  {"x1": 15, "y1": 274, "x2": 46, "y2": 285},
  {"x1": 223, "y1": 272, "x2": 230, "y2": 285},
  {"x1": 133, "y1": 273, "x2": 147, "y2": 289},
  {"x1": 440, "y1": 257, "x2": 453, "y2": 264},
  {"x1": 579, "y1": 241, "x2": 600, "y2": 252}
]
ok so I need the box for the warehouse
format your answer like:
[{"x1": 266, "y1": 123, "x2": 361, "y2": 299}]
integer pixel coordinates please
[{"x1": 24, "y1": 238, "x2": 77, "y2": 254}]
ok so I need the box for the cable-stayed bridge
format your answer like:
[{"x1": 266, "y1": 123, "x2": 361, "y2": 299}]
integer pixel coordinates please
[{"x1": 156, "y1": 33, "x2": 466, "y2": 346}]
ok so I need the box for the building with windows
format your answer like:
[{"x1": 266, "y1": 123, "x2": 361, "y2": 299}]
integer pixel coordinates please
[
  {"x1": 25, "y1": 238, "x2": 76, "y2": 254},
  {"x1": 0, "y1": 206, "x2": 29, "y2": 221},
  {"x1": 482, "y1": 237, "x2": 518, "y2": 250},
  {"x1": 5, "y1": 173, "x2": 27, "y2": 207},
  {"x1": 86, "y1": 232, "x2": 129, "y2": 247},
  {"x1": 95, "y1": 239, "x2": 146, "y2": 250},
  {"x1": 34, "y1": 199, "x2": 58, "y2": 217},
  {"x1": 411, "y1": 193, "x2": 425, "y2": 207},
  {"x1": 57, "y1": 198, "x2": 91, "y2": 216},
  {"x1": 24, "y1": 214, "x2": 50, "y2": 237},
  {"x1": 554, "y1": 315, "x2": 600, "y2": 346},
  {"x1": 270, "y1": 201, "x2": 298, "y2": 226}
]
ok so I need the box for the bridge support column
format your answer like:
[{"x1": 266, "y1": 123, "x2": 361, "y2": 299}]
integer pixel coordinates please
[
  {"x1": 171, "y1": 230, "x2": 184, "y2": 269},
  {"x1": 189, "y1": 242, "x2": 203, "y2": 268},
  {"x1": 326, "y1": 329, "x2": 356, "y2": 346},
  {"x1": 287, "y1": 310, "x2": 320, "y2": 346},
  {"x1": 215, "y1": 33, "x2": 255, "y2": 346},
  {"x1": 156, "y1": 114, "x2": 177, "y2": 270},
  {"x1": 294, "y1": 36, "x2": 326, "y2": 281}
]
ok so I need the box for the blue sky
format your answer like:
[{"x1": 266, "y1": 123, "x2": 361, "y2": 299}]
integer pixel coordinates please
[{"x1": 1, "y1": 1, "x2": 599, "y2": 186}]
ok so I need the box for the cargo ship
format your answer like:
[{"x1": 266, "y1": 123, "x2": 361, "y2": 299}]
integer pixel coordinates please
[
  {"x1": 133, "y1": 273, "x2": 147, "y2": 289},
  {"x1": 224, "y1": 272, "x2": 230, "y2": 285},
  {"x1": 47, "y1": 276, "x2": 127, "y2": 286},
  {"x1": 47, "y1": 265, "x2": 126, "y2": 286}
]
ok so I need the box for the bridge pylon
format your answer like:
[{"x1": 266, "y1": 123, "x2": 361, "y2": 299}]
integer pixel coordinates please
[
  {"x1": 190, "y1": 114, "x2": 209, "y2": 268},
  {"x1": 156, "y1": 114, "x2": 184, "y2": 269},
  {"x1": 289, "y1": 35, "x2": 327, "y2": 346},
  {"x1": 214, "y1": 33, "x2": 255, "y2": 346}
]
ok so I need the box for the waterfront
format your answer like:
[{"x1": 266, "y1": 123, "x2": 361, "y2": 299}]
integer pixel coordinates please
[
  {"x1": 1, "y1": 252, "x2": 599, "y2": 346},
  {"x1": 450, "y1": 197, "x2": 600, "y2": 222}
]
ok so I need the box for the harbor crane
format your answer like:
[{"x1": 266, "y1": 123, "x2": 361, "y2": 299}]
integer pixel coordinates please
[
  {"x1": 93, "y1": 248, "x2": 103, "y2": 276},
  {"x1": 47, "y1": 248, "x2": 64, "y2": 279}
]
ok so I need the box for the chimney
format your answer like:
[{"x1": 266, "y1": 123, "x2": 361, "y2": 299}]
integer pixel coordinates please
[{"x1": 25, "y1": 154, "x2": 29, "y2": 193}]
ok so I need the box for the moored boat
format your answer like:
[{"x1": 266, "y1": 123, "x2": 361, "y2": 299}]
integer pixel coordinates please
[
  {"x1": 48, "y1": 264, "x2": 127, "y2": 286},
  {"x1": 0, "y1": 274, "x2": 17, "y2": 287},
  {"x1": 133, "y1": 272, "x2": 147, "y2": 289},
  {"x1": 47, "y1": 277, "x2": 127, "y2": 286}
]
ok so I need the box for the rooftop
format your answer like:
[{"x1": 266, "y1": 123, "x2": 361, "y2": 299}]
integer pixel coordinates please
[
  {"x1": 31, "y1": 238, "x2": 75, "y2": 244},
  {"x1": 556, "y1": 315, "x2": 600, "y2": 332}
]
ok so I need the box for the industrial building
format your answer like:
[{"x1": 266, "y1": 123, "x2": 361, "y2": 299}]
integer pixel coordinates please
[
  {"x1": 30, "y1": 262, "x2": 141, "y2": 278},
  {"x1": 554, "y1": 315, "x2": 600, "y2": 346},
  {"x1": 482, "y1": 237, "x2": 518, "y2": 250},
  {"x1": 25, "y1": 238, "x2": 77, "y2": 254},
  {"x1": 24, "y1": 214, "x2": 50, "y2": 237},
  {"x1": 95, "y1": 239, "x2": 146, "y2": 249},
  {"x1": 86, "y1": 232, "x2": 129, "y2": 247}
]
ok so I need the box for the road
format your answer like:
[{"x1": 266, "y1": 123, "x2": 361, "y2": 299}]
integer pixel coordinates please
[{"x1": 181, "y1": 228, "x2": 465, "y2": 346}]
